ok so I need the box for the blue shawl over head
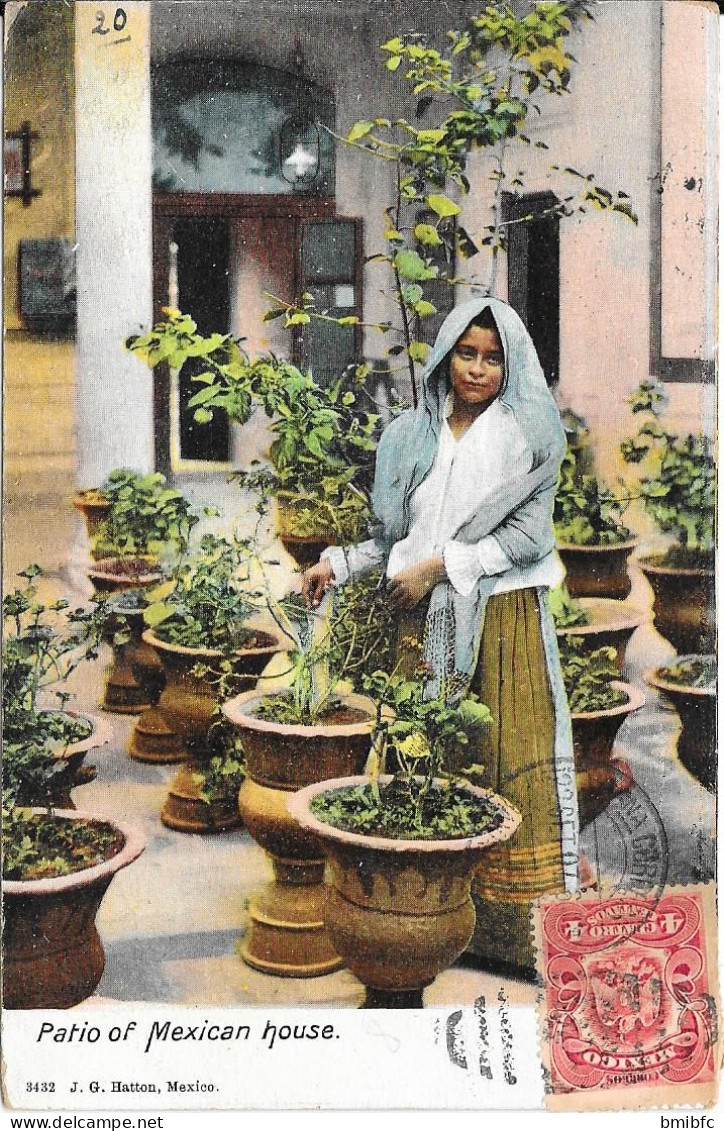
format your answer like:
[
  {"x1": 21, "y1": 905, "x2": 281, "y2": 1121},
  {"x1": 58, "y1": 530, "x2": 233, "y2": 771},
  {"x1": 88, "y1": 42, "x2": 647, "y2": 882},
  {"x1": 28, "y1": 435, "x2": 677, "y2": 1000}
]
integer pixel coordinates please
[{"x1": 370, "y1": 295, "x2": 566, "y2": 699}]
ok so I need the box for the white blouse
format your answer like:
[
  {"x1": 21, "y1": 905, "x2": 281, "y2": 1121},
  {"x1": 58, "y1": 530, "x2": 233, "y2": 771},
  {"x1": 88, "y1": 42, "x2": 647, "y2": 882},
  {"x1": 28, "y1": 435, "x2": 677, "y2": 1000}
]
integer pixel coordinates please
[{"x1": 324, "y1": 396, "x2": 563, "y2": 596}]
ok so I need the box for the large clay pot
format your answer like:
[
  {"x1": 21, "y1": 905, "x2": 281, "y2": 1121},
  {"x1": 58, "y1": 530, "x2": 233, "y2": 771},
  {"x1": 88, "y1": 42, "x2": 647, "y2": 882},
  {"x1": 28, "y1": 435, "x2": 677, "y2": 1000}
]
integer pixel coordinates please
[
  {"x1": 288, "y1": 775, "x2": 522, "y2": 1008},
  {"x1": 88, "y1": 565, "x2": 165, "y2": 715},
  {"x1": 14, "y1": 712, "x2": 111, "y2": 810},
  {"x1": 144, "y1": 630, "x2": 280, "y2": 834},
  {"x1": 222, "y1": 690, "x2": 379, "y2": 977},
  {"x1": 557, "y1": 540, "x2": 638, "y2": 600},
  {"x1": 571, "y1": 681, "x2": 645, "y2": 827},
  {"x1": 2, "y1": 810, "x2": 145, "y2": 1009},
  {"x1": 556, "y1": 598, "x2": 647, "y2": 674},
  {"x1": 72, "y1": 490, "x2": 111, "y2": 551},
  {"x1": 45, "y1": 712, "x2": 111, "y2": 809},
  {"x1": 275, "y1": 498, "x2": 335, "y2": 570},
  {"x1": 646, "y1": 658, "x2": 716, "y2": 792},
  {"x1": 639, "y1": 556, "x2": 715, "y2": 655}
]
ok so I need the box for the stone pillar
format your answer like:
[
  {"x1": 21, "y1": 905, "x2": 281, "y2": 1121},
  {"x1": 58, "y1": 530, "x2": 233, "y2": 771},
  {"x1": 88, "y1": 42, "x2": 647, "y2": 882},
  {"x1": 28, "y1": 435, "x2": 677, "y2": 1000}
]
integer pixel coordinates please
[{"x1": 74, "y1": 2, "x2": 154, "y2": 486}]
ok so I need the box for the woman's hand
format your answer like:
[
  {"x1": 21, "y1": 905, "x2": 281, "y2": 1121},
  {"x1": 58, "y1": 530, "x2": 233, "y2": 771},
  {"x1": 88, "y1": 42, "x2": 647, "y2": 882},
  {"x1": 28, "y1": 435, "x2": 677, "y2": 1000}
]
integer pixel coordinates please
[
  {"x1": 301, "y1": 559, "x2": 335, "y2": 608},
  {"x1": 387, "y1": 556, "x2": 447, "y2": 610}
]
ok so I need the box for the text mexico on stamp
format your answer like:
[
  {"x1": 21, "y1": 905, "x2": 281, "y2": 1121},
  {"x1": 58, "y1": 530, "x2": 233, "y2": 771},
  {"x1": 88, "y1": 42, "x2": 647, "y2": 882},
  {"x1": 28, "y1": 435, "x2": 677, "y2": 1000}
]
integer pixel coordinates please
[{"x1": 534, "y1": 884, "x2": 719, "y2": 1111}]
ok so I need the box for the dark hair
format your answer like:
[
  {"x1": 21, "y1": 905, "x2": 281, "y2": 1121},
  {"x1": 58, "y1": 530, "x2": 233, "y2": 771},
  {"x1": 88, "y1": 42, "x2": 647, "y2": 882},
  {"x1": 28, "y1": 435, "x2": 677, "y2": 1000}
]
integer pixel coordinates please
[{"x1": 468, "y1": 305, "x2": 501, "y2": 336}]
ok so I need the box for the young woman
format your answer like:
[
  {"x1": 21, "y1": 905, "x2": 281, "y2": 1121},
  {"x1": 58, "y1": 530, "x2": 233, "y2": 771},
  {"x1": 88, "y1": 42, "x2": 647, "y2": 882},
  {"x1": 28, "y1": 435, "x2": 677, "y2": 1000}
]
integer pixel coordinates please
[{"x1": 302, "y1": 296, "x2": 579, "y2": 976}]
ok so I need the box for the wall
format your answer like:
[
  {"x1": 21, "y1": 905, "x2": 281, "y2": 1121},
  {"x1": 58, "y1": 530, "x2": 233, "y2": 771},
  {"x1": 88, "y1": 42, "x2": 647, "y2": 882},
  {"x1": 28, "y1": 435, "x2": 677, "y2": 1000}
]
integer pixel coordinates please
[
  {"x1": 460, "y1": 1, "x2": 714, "y2": 499},
  {"x1": 3, "y1": 2, "x2": 77, "y2": 577}
]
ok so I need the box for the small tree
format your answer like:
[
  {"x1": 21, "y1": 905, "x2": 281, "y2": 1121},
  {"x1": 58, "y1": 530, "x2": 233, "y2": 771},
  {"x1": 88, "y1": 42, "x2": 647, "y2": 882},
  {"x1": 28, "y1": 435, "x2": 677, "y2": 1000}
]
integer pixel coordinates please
[{"x1": 271, "y1": 1, "x2": 636, "y2": 406}]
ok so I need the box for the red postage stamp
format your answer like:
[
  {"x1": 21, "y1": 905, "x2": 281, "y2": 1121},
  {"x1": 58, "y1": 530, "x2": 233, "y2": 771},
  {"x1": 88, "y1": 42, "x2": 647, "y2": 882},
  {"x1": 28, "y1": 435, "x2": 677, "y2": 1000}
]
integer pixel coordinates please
[{"x1": 535, "y1": 885, "x2": 720, "y2": 1111}]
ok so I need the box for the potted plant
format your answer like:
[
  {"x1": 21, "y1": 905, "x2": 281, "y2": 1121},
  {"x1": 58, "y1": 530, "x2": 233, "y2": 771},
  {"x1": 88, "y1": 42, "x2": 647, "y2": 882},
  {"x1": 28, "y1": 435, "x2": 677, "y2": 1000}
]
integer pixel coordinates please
[
  {"x1": 222, "y1": 585, "x2": 393, "y2": 977},
  {"x1": 2, "y1": 799, "x2": 145, "y2": 1009},
  {"x1": 2, "y1": 597, "x2": 145, "y2": 1011},
  {"x1": 558, "y1": 636, "x2": 644, "y2": 827},
  {"x1": 83, "y1": 467, "x2": 200, "y2": 575},
  {"x1": 286, "y1": 665, "x2": 520, "y2": 1007},
  {"x1": 3, "y1": 567, "x2": 110, "y2": 807},
  {"x1": 554, "y1": 411, "x2": 638, "y2": 599},
  {"x1": 645, "y1": 655, "x2": 716, "y2": 793},
  {"x1": 72, "y1": 486, "x2": 111, "y2": 543},
  {"x1": 141, "y1": 533, "x2": 280, "y2": 833},
  {"x1": 549, "y1": 584, "x2": 645, "y2": 675},
  {"x1": 621, "y1": 380, "x2": 715, "y2": 654},
  {"x1": 127, "y1": 311, "x2": 380, "y2": 568},
  {"x1": 81, "y1": 469, "x2": 205, "y2": 713}
]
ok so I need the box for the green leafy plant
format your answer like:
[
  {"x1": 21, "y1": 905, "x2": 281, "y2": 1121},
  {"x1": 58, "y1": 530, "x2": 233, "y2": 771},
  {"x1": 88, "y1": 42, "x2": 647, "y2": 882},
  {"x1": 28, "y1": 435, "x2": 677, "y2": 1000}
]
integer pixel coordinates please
[
  {"x1": 143, "y1": 532, "x2": 262, "y2": 651},
  {"x1": 90, "y1": 468, "x2": 201, "y2": 567},
  {"x1": 620, "y1": 380, "x2": 715, "y2": 567},
  {"x1": 554, "y1": 410, "x2": 633, "y2": 546},
  {"x1": 190, "y1": 721, "x2": 246, "y2": 806},
  {"x1": 558, "y1": 635, "x2": 626, "y2": 713},
  {"x1": 254, "y1": 588, "x2": 383, "y2": 725},
  {"x1": 2, "y1": 566, "x2": 109, "y2": 807},
  {"x1": 309, "y1": 655, "x2": 496, "y2": 839},
  {"x1": 127, "y1": 309, "x2": 380, "y2": 543},
  {"x1": 275, "y1": 2, "x2": 635, "y2": 405},
  {"x1": 2, "y1": 808, "x2": 119, "y2": 882}
]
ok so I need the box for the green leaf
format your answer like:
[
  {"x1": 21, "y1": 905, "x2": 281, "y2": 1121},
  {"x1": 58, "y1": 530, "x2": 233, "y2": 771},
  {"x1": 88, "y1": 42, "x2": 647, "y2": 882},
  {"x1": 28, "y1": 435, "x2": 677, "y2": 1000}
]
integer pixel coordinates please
[
  {"x1": 426, "y1": 193, "x2": 461, "y2": 218},
  {"x1": 193, "y1": 408, "x2": 213, "y2": 424},
  {"x1": 347, "y1": 120, "x2": 375, "y2": 143},
  {"x1": 143, "y1": 602, "x2": 175, "y2": 627},
  {"x1": 386, "y1": 56, "x2": 403, "y2": 72},
  {"x1": 262, "y1": 308, "x2": 286, "y2": 322},
  {"x1": 413, "y1": 300, "x2": 437, "y2": 318},
  {"x1": 414, "y1": 223, "x2": 443, "y2": 247},
  {"x1": 408, "y1": 341, "x2": 430, "y2": 363},
  {"x1": 394, "y1": 249, "x2": 436, "y2": 281},
  {"x1": 402, "y1": 284, "x2": 423, "y2": 306},
  {"x1": 285, "y1": 312, "x2": 311, "y2": 326}
]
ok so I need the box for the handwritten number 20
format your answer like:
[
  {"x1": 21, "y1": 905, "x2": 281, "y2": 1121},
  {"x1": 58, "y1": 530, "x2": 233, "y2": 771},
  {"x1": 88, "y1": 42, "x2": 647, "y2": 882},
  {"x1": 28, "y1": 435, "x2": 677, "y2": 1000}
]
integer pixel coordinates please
[{"x1": 93, "y1": 9, "x2": 127, "y2": 35}]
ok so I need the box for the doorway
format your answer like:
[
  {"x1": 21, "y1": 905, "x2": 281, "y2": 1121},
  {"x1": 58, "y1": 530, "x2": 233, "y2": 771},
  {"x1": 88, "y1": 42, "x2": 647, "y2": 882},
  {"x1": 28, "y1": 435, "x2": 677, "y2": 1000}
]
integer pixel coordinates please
[
  {"x1": 503, "y1": 190, "x2": 561, "y2": 387},
  {"x1": 152, "y1": 195, "x2": 361, "y2": 473}
]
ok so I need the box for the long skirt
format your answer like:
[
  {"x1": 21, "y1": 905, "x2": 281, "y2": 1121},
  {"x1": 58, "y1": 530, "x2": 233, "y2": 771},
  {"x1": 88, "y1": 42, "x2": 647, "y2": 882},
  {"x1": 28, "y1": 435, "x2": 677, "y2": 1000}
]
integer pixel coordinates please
[{"x1": 398, "y1": 586, "x2": 572, "y2": 974}]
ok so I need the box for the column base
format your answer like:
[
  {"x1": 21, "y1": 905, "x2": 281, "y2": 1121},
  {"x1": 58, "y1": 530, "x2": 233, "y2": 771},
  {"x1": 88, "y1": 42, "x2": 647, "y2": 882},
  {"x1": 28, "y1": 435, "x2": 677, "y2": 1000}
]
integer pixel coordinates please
[
  {"x1": 128, "y1": 707, "x2": 186, "y2": 764},
  {"x1": 160, "y1": 762, "x2": 242, "y2": 834},
  {"x1": 240, "y1": 875, "x2": 343, "y2": 978}
]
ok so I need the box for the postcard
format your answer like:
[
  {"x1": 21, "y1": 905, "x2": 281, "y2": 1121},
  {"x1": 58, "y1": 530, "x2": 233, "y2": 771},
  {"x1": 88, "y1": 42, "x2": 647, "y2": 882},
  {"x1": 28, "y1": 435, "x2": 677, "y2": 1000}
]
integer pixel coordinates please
[{"x1": 2, "y1": 0, "x2": 719, "y2": 1116}]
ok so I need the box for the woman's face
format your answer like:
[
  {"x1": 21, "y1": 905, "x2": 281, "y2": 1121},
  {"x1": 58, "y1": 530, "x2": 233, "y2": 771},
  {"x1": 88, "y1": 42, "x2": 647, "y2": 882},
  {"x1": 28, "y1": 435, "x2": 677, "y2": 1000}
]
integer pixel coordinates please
[{"x1": 450, "y1": 324, "x2": 504, "y2": 412}]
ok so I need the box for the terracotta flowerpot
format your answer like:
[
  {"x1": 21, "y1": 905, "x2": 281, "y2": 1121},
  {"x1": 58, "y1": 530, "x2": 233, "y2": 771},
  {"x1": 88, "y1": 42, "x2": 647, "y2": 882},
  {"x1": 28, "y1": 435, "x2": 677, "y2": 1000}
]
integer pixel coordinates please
[
  {"x1": 126, "y1": 608, "x2": 185, "y2": 764},
  {"x1": 2, "y1": 809, "x2": 145, "y2": 1009},
  {"x1": 14, "y1": 712, "x2": 111, "y2": 810},
  {"x1": 88, "y1": 564, "x2": 166, "y2": 715},
  {"x1": 144, "y1": 630, "x2": 280, "y2": 834},
  {"x1": 275, "y1": 498, "x2": 335, "y2": 570},
  {"x1": 556, "y1": 598, "x2": 647, "y2": 674},
  {"x1": 557, "y1": 540, "x2": 638, "y2": 600},
  {"x1": 222, "y1": 690, "x2": 379, "y2": 977},
  {"x1": 646, "y1": 658, "x2": 716, "y2": 792},
  {"x1": 571, "y1": 681, "x2": 645, "y2": 827},
  {"x1": 51, "y1": 712, "x2": 111, "y2": 808},
  {"x1": 639, "y1": 556, "x2": 715, "y2": 656},
  {"x1": 72, "y1": 490, "x2": 111, "y2": 550},
  {"x1": 287, "y1": 775, "x2": 522, "y2": 1008}
]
